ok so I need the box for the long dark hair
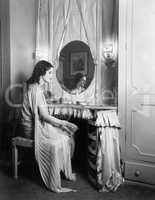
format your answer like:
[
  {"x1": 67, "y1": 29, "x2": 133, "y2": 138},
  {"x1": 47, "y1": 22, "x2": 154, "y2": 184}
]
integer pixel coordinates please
[{"x1": 27, "y1": 60, "x2": 54, "y2": 85}]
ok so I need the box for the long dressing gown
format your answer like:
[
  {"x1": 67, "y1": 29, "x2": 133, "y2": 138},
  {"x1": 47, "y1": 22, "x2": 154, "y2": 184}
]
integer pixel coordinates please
[{"x1": 21, "y1": 84, "x2": 77, "y2": 192}]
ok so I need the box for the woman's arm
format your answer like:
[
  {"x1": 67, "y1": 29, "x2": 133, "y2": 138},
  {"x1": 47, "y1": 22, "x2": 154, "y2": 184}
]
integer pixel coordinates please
[
  {"x1": 37, "y1": 88, "x2": 78, "y2": 132},
  {"x1": 38, "y1": 103, "x2": 64, "y2": 128},
  {"x1": 36, "y1": 88, "x2": 64, "y2": 128}
]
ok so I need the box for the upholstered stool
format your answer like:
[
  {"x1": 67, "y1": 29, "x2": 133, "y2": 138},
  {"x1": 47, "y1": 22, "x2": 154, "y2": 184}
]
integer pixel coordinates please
[{"x1": 11, "y1": 136, "x2": 34, "y2": 179}]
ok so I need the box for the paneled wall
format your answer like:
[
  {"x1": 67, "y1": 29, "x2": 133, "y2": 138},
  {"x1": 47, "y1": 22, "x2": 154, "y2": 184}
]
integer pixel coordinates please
[
  {"x1": 0, "y1": 0, "x2": 36, "y2": 119},
  {"x1": 0, "y1": 0, "x2": 36, "y2": 151},
  {"x1": 9, "y1": 0, "x2": 36, "y2": 102}
]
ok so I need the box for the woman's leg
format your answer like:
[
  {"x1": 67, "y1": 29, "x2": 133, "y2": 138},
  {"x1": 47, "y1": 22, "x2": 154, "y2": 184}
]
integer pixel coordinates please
[
  {"x1": 70, "y1": 136, "x2": 75, "y2": 158},
  {"x1": 46, "y1": 125, "x2": 77, "y2": 190},
  {"x1": 59, "y1": 135, "x2": 76, "y2": 181}
]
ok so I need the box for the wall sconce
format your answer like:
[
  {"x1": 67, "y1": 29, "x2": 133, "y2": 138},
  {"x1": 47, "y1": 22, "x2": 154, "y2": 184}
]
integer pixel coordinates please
[
  {"x1": 103, "y1": 43, "x2": 113, "y2": 59},
  {"x1": 102, "y1": 43, "x2": 116, "y2": 67}
]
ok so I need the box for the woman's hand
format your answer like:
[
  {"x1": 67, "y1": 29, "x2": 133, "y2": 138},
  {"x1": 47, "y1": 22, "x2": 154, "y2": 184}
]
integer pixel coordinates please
[
  {"x1": 61, "y1": 120, "x2": 70, "y2": 127},
  {"x1": 60, "y1": 120, "x2": 78, "y2": 134},
  {"x1": 62, "y1": 120, "x2": 78, "y2": 131}
]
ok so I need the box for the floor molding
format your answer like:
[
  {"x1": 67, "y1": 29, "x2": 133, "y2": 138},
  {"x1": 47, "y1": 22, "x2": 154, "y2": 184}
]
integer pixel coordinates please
[{"x1": 125, "y1": 179, "x2": 155, "y2": 189}]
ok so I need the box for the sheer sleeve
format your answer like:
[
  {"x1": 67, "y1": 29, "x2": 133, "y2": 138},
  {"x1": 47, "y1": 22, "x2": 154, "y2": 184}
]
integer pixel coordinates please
[
  {"x1": 36, "y1": 87, "x2": 49, "y2": 114},
  {"x1": 28, "y1": 85, "x2": 48, "y2": 117},
  {"x1": 37, "y1": 88, "x2": 47, "y2": 105}
]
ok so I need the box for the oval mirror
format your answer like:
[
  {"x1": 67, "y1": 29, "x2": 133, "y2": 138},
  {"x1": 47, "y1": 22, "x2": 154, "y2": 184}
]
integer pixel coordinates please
[{"x1": 56, "y1": 41, "x2": 95, "y2": 95}]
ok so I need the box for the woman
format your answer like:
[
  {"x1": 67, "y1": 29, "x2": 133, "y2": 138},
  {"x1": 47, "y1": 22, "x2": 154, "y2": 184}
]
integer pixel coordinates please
[{"x1": 21, "y1": 60, "x2": 78, "y2": 193}]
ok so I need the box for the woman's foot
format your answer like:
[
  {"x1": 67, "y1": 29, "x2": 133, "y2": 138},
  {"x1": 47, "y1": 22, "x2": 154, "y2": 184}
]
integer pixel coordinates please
[
  {"x1": 56, "y1": 187, "x2": 77, "y2": 193},
  {"x1": 61, "y1": 172, "x2": 77, "y2": 181},
  {"x1": 69, "y1": 173, "x2": 76, "y2": 181}
]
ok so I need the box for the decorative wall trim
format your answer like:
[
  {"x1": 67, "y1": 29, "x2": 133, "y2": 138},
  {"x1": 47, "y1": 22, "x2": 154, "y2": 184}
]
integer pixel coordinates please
[
  {"x1": 129, "y1": 0, "x2": 138, "y2": 92},
  {"x1": 128, "y1": 0, "x2": 155, "y2": 95},
  {"x1": 131, "y1": 110, "x2": 155, "y2": 158}
]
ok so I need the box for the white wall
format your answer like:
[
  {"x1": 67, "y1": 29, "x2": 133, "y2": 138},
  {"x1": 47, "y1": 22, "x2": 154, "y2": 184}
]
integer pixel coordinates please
[{"x1": 10, "y1": 0, "x2": 36, "y2": 84}]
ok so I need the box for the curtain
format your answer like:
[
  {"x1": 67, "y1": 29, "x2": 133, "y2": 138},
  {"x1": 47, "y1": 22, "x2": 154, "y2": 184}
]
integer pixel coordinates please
[
  {"x1": 36, "y1": 0, "x2": 72, "y2": 64},
  {"x1": 76, "y1": 0, "x2": 97, "y2": 60},
  {"x1": 36, "y1": 0, "x2": 49, "y2": 61},
  {"x1": 35, "y1": 0, "x2": 118, "y2": 103},
  {"x1": 35, "y1": 0, "x2": 98, "y2": 101},
  {"x1": 36, "y1": 0, "x2": 98, "y2": 63}
]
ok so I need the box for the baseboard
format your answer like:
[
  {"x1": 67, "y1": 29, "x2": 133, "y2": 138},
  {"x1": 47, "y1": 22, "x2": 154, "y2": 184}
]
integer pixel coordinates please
[{"x1": 124, "y1": 179, "x2": 155, "y2": 189}]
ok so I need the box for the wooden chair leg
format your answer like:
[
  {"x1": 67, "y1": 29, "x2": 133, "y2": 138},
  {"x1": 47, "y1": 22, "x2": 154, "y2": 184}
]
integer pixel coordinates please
[{"x1": 12, "y1": 145, "x2": 18, "y2": 179}]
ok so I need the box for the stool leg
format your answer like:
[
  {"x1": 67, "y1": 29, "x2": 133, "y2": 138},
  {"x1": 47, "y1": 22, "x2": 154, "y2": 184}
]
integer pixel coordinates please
[{"x1": 12, "y1": 145, "x2": 18, "y2": 179}]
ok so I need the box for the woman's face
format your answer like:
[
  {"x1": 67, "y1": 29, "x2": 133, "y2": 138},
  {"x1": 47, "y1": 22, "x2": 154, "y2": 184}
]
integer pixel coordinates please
[{"x1": 43, "y1": 68, "x2": 54, "y2": 83}]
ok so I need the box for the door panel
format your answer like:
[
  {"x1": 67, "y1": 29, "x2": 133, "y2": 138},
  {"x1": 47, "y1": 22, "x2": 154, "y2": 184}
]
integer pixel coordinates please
[
  {"x1": 127, "y1": 0, "x2": 155, "y2": 93},
  {"x1": 126, "y1": 0, "x2": 155, "y2": 162},
  {"x1": 127, "y1": 95, "x2": 155, "y2": 161},
  {"x1": 119, "y1": 0, "x2": 155, "y2": 184}
]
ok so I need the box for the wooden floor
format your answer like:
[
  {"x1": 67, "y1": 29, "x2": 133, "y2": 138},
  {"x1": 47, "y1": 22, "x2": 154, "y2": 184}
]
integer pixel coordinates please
[{"x1": 0, "y1": 159, "x2": 155, "y2": 200}]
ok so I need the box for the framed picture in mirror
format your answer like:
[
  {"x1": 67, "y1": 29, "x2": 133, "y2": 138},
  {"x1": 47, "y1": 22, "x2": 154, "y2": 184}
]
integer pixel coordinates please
[{"x1": 70, "y1": 52, "x2": 87, "y2": 75}]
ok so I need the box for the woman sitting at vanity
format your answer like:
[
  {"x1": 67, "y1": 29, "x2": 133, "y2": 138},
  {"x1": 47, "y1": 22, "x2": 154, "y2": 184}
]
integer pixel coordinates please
[{"x1": 21, "y1": 60, "x2": 78, "y2": 193}]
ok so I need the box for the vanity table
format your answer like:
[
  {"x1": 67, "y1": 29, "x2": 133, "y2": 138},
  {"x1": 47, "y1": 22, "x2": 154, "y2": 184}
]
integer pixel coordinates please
[
  {"x1": 47, "y1": 102, "x2": 123, "y2": 191},
  {"x1": 47, "y1": 101, "x2": 117, "y2": 118}
]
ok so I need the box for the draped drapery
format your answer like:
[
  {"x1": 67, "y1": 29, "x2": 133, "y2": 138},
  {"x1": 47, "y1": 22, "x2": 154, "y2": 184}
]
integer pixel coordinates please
[
  {"x1": 47, "y1": 104, "x2": 124, "y2": 191},
  {"x1": 35, "y1": 0, "x2": 99, "y2": 102},
  {"x1": 36, "y1": 0, "x2": 98, "y2": 63},
  {"x1": 36, "y1": 0, "x2": 72, "y2": 63},
  {"x1": 35, "y1": 0, "x2": 118, "y2": 104},
  {"x1": 75, "y1": 0, "x2": 97, "y2": 60}
]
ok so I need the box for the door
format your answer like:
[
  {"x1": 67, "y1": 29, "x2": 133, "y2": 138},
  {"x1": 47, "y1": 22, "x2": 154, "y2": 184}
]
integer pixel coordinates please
[{"x1": 119, "y1": 0, "x2": 155, "y2": 184}]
